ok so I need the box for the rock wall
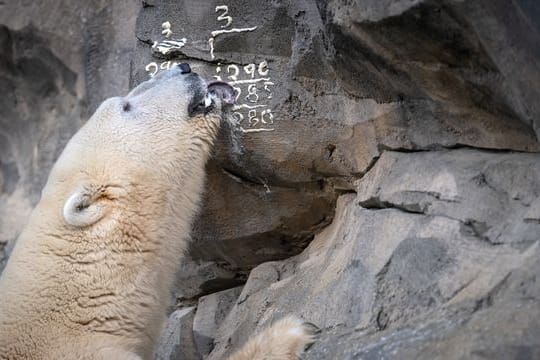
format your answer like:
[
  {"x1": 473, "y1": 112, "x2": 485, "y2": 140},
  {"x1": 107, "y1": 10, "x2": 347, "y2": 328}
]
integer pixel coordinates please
[
  {"x1": 1, "y1": 0, "x2": 539, "y2": 359},
  {"x1": 0, "y1": 0, "x2": 139, "y2": 272}
]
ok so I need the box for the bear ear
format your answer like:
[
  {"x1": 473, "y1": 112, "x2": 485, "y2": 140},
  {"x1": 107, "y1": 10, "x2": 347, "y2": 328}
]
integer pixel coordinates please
[
  {"x1": 63, "y1": 186, "x2": 108, "y2": 227},
  {"x1": 206, "y1": 81, "x2": 235, "y2": 106}
]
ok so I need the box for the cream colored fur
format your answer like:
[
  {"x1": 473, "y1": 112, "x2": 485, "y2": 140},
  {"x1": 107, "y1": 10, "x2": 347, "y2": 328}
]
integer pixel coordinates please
[
  {"x1": 228, "y1": 316, "x2": 319, "y2": 360},
  {"x1": 0, "y1": 68, "x2": 316, "y2": 359}
]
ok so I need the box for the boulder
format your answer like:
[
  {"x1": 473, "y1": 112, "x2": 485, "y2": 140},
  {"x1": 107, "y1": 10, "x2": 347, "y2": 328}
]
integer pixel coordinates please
[
  {"x1": 154, "y1": 307, "x2": 200, "y2": 360},
  {"x1": 205, "y1": 149, "x2": 540, "y2": 359},
  {"x1": 193, "y1": 286, "x2": 243, "y2": 357},
  {"x1": 172, "y1": 258, "x2": 245, "y2": 305},
  {"x1": 130, "y1": 0, "x2": 540, "y2": 273},
  {"x1": 356, "y1": 150, "x2": 540, "y2": 246}
]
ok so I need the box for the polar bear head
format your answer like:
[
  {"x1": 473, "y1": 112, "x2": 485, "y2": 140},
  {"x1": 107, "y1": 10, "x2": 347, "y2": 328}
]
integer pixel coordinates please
[{"x1": 40, "y1": 64, "x2": 233, "y2": 251}]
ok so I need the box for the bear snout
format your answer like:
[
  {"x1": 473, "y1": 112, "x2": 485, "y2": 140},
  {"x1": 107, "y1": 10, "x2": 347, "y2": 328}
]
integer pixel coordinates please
[{"x1": 177, "y1": 63, "x2": 191, "y2": 74}]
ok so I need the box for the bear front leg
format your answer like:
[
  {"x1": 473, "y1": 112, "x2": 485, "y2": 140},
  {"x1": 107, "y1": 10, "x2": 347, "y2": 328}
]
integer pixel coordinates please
[{"x1": 227, "y1": 316, "x2": 319, "y2": 360}]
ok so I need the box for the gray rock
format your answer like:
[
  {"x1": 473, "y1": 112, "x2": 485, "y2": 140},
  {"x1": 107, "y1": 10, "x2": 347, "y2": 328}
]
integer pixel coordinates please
[
  {"x1": 356, "y1": 150, "x2": 540, "y2": 247},
  {"x1": 3, "y1": 0, "x2": 540, "y2": 276},
  {"x1": 130, "y1": 0, "x2": 540, "y2": 272},
  {"x1": 193, "y1": 286, "x2": 243, "y2": 357},
  {"x1": 0, "y1": 0, "x2": 139, "y2": 275},
  {"x1": 154, "y1": 307, "x2": 200, "y2": 360},
  {"x1": 0, "y1": 242, "x2": 5, "y2": 274},
  {"x1": 309, "y1": 245, "x2": 540, "y2": 359},
  {"x1": 0, "y1": 24, "x2": 82, "y2": 253},
  {"x1": 173, "y1": 258, "x2": 245, "y2": 305},
  {"x1": 206, "y1": 150, "x2": 540, "y2": 359},
  {"x1": 1, "y1": 1, "x2": 540, "y2": 359}
]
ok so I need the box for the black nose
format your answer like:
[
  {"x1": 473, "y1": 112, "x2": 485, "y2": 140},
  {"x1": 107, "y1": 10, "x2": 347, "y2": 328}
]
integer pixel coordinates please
[{"x1": 178, "y1": 63, "x2": 191, "y2": 74}]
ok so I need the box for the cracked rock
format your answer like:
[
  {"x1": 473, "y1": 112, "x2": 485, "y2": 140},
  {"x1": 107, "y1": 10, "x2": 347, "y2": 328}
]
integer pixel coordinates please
[
  {"x1": 356, "y1": 149, "x2": 540, "y2": 247},
  {"x1": 207, "y1": 188, "x2": 540, "y2": 359}
]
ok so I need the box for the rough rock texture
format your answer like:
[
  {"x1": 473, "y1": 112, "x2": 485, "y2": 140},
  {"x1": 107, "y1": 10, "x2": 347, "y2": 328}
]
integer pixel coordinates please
[
  {"x1": 193, "y1": 287, "x2": 243, "y2": 357},
  {"x1": 131, "y1": 0, "x2": 540, "y2": 276},
  {"x1": 0, "y1": 0, "x2": 139, "y2": 273},
  {"x1": 207, "y1": 150, "x2": 540, "y2": 359},
  {"x1": 1, "y1": 0, "x2": 540, "y2": 359},
  {"x1": 155, "y1": 307, "x2": 200, "y2": 360}
]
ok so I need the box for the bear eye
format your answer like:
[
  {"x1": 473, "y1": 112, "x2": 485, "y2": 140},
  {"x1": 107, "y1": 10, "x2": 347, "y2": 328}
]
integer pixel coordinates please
[
  {"x1": 122, "y1": 102, "x2": 131, "y2": 112},
  {"x1": 188, "y1": 101, "x2": 206, "y2": 117}
]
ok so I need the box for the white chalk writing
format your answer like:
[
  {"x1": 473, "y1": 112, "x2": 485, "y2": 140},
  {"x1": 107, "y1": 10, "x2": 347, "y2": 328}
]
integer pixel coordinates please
[
  {"x1": 208, "y1": 5, "x2": 257, "y2": 60},
  {"x1": 161, "y1": 21, "x2": 173, "y2": 38},
  {"x1": 145, "y1": 60, "x2": 180, "y2": 77},
  {"x1": 144, "y1": 6, "x2": 276, "y2": 133},
  {"x1": 208, "y1": 27, "x2": 257, "y2": 60},
  {"x1": 215, "y1": 5, "x2": 233, "y2": 28},
  {"x1": 214, "y1": 60, "x2": 274, "y2": 132},
  {"x1": 152, "y1": 39, "x2": 187, "y2": 55}
]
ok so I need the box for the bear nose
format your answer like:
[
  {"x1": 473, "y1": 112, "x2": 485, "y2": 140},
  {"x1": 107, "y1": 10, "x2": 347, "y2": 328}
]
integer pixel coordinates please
[{"x1": 178, "y1": 63, "x2": 191, "y2": 74}]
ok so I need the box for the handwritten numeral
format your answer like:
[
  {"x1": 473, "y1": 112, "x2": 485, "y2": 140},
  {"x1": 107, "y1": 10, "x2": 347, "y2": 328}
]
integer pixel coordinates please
[
  {"x1": 248, "y1": 109, "x2": 259, "y2": 126},
  {"x1": 227, "y1": 64, "x2": 240, "y2": 81},
  {"x1": 246, "y1": 84, "x2": 259, "y2": 103},
  {"x1": 243, "y1": 63, "x2": 256, "y2": 79},
  {"x1": 215, "y1": 5, "x2": 232, "y2": 28},
  {"x1": 261, "y1": 109, "x2": 274, "y2": 124},
  {"x1": 263, "y1": 81, "x2": 274, "y2": 99},
  {"x1": 232, "y1": 87, "x2": 242, "y2": 102},
  {"x1": 160, "y1": 61, "x2": 171, "y2": 70},
  {"x1": 145, "y1": 62, "x2": 159, "y2": 77},
  {"x1": 258, "y1": 61, "x2": 269, "y2": 76},
  {"x1": 232, "y1": 112, "x2": 244, "y2": 124}
]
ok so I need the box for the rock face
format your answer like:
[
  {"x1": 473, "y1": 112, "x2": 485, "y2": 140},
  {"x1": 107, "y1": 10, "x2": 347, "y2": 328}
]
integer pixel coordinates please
[
  {"x1": 193, "y1": 287, "x2": 243, "y2": 357},
  {"x1": 0, "y1": 0, "x2": 139, "y2": 273},
  {"x1": 208, "y1": 150, "x2": 540, "y2": 359},
  {"x1": 1, "y1": 0, "x2": 540, "y2": 359},
  {"x1": 155, "y1": 307, "x2": 200, "y2": 360}
]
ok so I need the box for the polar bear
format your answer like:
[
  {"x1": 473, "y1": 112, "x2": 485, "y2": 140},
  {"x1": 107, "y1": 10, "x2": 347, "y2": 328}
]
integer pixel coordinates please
[{"x1": 0, "y1": 64, "x2": 317, "y2": 359}]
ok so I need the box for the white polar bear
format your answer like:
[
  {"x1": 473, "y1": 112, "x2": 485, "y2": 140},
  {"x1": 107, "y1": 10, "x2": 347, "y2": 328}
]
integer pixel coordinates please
[{"x1": 0, "y1": 64, "x2": 316, "y2": 359}]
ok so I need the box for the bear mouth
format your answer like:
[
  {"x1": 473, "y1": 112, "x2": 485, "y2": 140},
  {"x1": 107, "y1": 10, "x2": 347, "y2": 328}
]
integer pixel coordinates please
[{"x1": 205, "y1": 80, "x2": 235, "y2": 106}]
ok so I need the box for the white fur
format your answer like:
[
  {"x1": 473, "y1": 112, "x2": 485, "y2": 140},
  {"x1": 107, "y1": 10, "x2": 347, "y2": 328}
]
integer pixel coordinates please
[
  {"x1": 0, "y1": 68, "x2": 223, "y2": 359},
  {"x1": 0, "y1": 68, "x2": 316, "y2": 359},
  {"x1": 63, "y1": 188, "x2": 106, "y2": 227},
  {"x1": 228, "y1": 316, "x2": 319, "y2": 360}
]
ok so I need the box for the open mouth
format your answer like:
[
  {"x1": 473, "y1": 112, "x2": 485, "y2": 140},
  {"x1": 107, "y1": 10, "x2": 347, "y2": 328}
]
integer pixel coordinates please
[
  {"x1": 205, "y1": 80, "x2": 236, "y2": 105},
  {"x1": 175, "y1": 62, "x2": 235, "y2": 105}
]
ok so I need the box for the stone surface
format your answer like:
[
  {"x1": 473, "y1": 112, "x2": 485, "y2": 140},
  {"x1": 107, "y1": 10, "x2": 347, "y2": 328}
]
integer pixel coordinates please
[
  {"x1": 2, "y1": 0, "x2": 540, "y2": 276},
  {"x1": 1, "y1": 1, "x2": 540, "y2": 359},
  {"x1": 173, "y1": 258, "x2": 245, "y2": 305},
  {"x1": 154, "y1": 307, "x2": 200, "y2": 360},
  {"x1": 356, "y1": 150, "x2": 540, "y2": 247},
  {"x1": 193, "y1": 286, "x2": 243, "y2": 357},
  {"x1": 308, "y1": 244, "x2": 540, "y2": 360},
  {"x1": 0, "y1": 242, "x2": 6, "y2": 275},
  {"x1": 206, "y1": 150, "x2": 540, "y2": 359},
  {"x1": 0, "y1": 0, "x2": 139, "y2": 272},
  {"x1": 130, "y1": 0, "x2": 540, "y2": 273}
]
